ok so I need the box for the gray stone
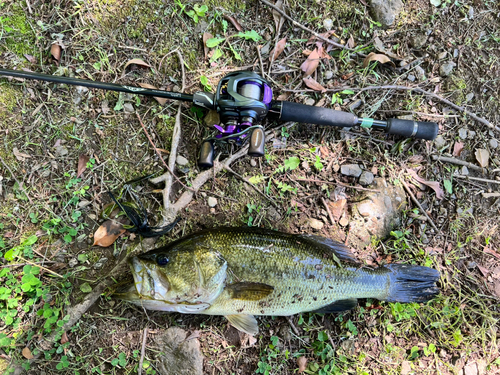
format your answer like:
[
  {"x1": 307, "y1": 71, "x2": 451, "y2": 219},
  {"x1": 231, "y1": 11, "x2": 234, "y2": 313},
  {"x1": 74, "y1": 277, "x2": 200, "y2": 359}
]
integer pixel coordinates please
[
  {"x1": 359, "y1": 171, "x2": 375, "y2": 186},
  {"x1": 54, "y1": 145, "x2": 68, "y2": 157},
  {"x1": 439, "y1": 61, "x2": 456, "y2": 77},
  {"x1": 458, "y1": 128, "x2": 468, "y2": 140},
  {"x1": 308, "y1": 218, "x2": 324, "y2": 230},
  {"x1": 94, "y1": 257, "x2": 108, "y2": 270},
  {"x1": 207, "y1": 197, "x2": 217, "y2": 208},
  {"x1": 250, "y1": 158, "x2": 257, "y2": 167},
  {"x1": 465, "y1": 92, "x2": 474, "y2": 102},
  {"x1": 324, "y1": 70, "x2": 333, "y2": 80},
  {"x1": 489, "y1": 139, "x2": 498, "y2": 149},
  {"x1": 357, "y1": 202, "x2": 372, "y2": 217},
  {"x1": 434, "y1": 135, "x2": 446, "y2": 150},
  {"x1": 407, "y1": 74, "x2": 416, "y2": 82},
  {"x1": 461, "y1": 166, "x2": 469, "y2": 176},
  {"x1": 414, "y1": 65, "x2": 426, "y2": 81},
  {"x1": 341, "y1": 164, "x2": 362, "y2": 177},
  {"x1": 348, "y1": 99, "x2": 363, "y2": 111},
  {"x1": 68, "y1": 258, "x2": 78, "y2": 268},
  {"x1": 369, "y1": 0, "x2": 403, "y2": 27},
  {"x1": 123, "y1": 103, "x2": 135, "y2": 113},
  {"x1": 323, "y1": 18, "x2": 333, "y2": 30},
  {"x1": 156, "y1": 327, "x2": 203, "y2": 375},
  {"x1": 304, "y1": 98, "x2": 315, "y2": 106},
  {"x1": 468, "y1": 6, "x2": 474, "y2": 19},
  {"x1": 453, "y1": 49, "x2": 459, "y2": 58},
  {"x1": 176, "y1": 155, "x2": 189, "y2": 166},
  {"x1": 437, "y1": 51, "x2": 447, "y2": 60},
  {"x1": 468, "y1": 130, "x2": 476, "y2": 139},
  {"x1": 410, "y1": 33, "x2": 428, "y2": 49}
]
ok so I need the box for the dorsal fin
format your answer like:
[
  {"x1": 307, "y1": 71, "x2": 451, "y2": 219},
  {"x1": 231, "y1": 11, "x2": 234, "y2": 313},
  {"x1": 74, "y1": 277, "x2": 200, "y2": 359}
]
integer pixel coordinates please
[{"x1": 296, "y1": 234, "x2": 359, "y2": 265}]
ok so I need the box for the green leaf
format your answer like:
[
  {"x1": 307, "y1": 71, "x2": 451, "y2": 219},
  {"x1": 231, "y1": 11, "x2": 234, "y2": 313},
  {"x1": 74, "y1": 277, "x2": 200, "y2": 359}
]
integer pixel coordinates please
[
  {"x1": 80, "y1": 282, "x2": 92, "y2": 293},
  {"x1": 443, "y1": 179, "x2": 453, "y2": 194},
  {"x1": 4, "y1": 248, "x2": 19, "y2": 261},
  {"x1": 248, "y1": 175, "x2": 265, "y2": 184},
  {"x1": 341, "y1": 89, "x2": 355, "y2": 95},
  {"x1": 78, "y1": 253, "x2": 88, "y2": 263},
  {"x1": 63, "y1": 234, "x2": 73, "y2": 243},
  {"x1": 206, "y1": 37, "x2": 226, "y2": 48},
  {"x1": 0, "y1": 333, "x2": 12, "y2": 347},
  {"x1": 237, "y1": 30, "x2": 262, "y2": 42},
  {"x1": 114, "y1": 93, "x2": 125, "y2": 111},
  {"x1": 284, "y1": 156, "x2": 300, "y2": 171},
  {"x1": 229, "y1": 44, "x2": 242, "y2": 60},
  {"x1": 209, "y1": 47, "x2": 223, "y2": 63}
]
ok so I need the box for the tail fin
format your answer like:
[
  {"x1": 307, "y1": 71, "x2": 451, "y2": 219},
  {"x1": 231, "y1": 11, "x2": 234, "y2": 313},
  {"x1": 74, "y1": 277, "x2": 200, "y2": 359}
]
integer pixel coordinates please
[{"x1": 385, "y1": 264, "x2": 440, "y2": 303}]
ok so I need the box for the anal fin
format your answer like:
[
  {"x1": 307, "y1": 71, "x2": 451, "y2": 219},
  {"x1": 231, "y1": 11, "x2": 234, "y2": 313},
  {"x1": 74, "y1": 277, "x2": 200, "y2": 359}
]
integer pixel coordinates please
[
  {"x1": 314, "y1": 298, "x2": 358, "y2": 314},
  {"x1": 226, "y1": 314, "x2": 259, "y2": 335}
]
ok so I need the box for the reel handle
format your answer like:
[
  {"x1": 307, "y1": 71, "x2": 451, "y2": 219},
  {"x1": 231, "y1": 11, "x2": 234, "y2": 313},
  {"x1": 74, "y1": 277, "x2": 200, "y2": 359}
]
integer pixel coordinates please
[
  {"x1": 247, "y1": 127, "x2": 265, "y2": 157},
  {"x1": 198, "y1": 140, "x2": 215, "y2": 168}
]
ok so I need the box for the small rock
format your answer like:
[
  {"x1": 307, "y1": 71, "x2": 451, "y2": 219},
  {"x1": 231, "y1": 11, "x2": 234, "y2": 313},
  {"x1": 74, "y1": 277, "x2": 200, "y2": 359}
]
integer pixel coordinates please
[
  {"x1": 369, "y1": 0, "x2": 403, "y2": 27},
  {"x1": 357, "y1": 202, "x2": 373, "y2": 217},
  {"x1": 359, "y1": 171, "x2": 374, "y2": 186},
  {"x1": 437, "y1": 51, "x2": 447, "y2": 60},
  {"x1": 453, "y1": 48, "x2": 459, "y2": 58},
  {"x1": 339, "y1": 217, "x2": 349, "y2": 227},
  {"x1": 468, "y1": 6, "x2": 474, "y2": 19},
  {"x1": 54, "y1": 145, "x2": 68, "y2": 157},
  {"x1": 458, "y1": 128, "x2": 468, "y2": 140},
  {"x1": 207, "y1": 197, "x2": 217, "y2": 207},
  {"x1": 348, "y1": 99, "x2": 363, "y2": 111},
  {"x1": 468, "y1": 130, "x2": 476, "y2": 139},
  {"x1": 414, "y1": 65, "x2": 426, "y2": 81},
  {"x1": 489, "y1": 139, "x2": 498, "y2": 149},
  {"x1": 323, "y1": 18, "x2": 333, "y2": 30},
  {"x1": 341, "y1": 164, "x2": 362, "y2": 177},
  {"x1": 304, "y1": 98, "x2": 315, "y2": 106},
  {"x1": 176, "y1": 155, "x2": 189, "y2": 166},
  {"x1": 465, "y1": 92, "x2": 474, "y2": 102},
  {"x1": 68, "y1": 258, "x2": 78, "y2": 268},
  {"x1": 94, "y1": 257, "x2": 108, "y2": 270},
  {"x1": 407, "y1": 74, "x2": 416, "y2": 82},
  {"x1": 439, "y1": 61, "x2": 456, "y2": 77},
  {"x1": 308, "y1": 218, "x2": 324, "y2": 230},
  {"x1": 461, "y1": 166, "x2": 469, "y2": 176},
  {"x1": 434, "y1": 135, "x2": 446, "y2": 150},
  {"x1": 463, "y1": 361, "x2": 478, "y2": 375},
  {"x1": 156, "y1": 327, "x2": 203, "y2": 375},
  {"x1": 401, "y1": 361, "x2": 412, "y2": 375},
  {"x1": 250, "y1": 159, "x2": 257, "y2": 167},
  {"x1": 324, "y1": 70, "x2": 333, "y2": 80},
  {"x1": 123, "y1": 103, "x2": 135, "y2": 113},
  {"x1": 410, "y1": 33, "x2": 428, "y2": 49}
]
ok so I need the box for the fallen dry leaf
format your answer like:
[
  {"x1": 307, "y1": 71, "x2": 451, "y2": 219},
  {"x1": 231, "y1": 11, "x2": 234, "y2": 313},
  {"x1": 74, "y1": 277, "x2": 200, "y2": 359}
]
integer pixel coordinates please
[
  {"x1": 271, "y1": 0, "x2": 286, "y2": 32},
  {"x1": 373, "y1": 36, "x2": 403, "y2": 59},
  {"x1": 306, "y1": 30, "x2": 335, "y2": 46},
  {"x1": 363, "y1": 52, "x2": 395, "y2": 68},
  {"x1": 484, "y1": 247, "x2": 500, "y2": 260},
  {"x1": 347, "y1": 35, "x2": 355, "y2": 48},
  {"x1": 13, "y1": 147, "x2": 31, "y2": 161},
  {"x1": 407, "y1": 169, "x2": 444, "y2": 199},
  {"x1": 24, "y1": 54, "x2": 36, "y2": 64},
  {"x1": 301, "y1": 48, "x2": 320, "y2": 76},
  {"x1": 270, "y1": 37, "x2": 287, "y2": 61},
  {"x1": 124, "y1": 58, "x2": 151, "y2": 71},
  {"x1": 93, "y1": 220, "x2": 126, "y2": 247},
  {"x1": 50, "y1": 43, "x2": 62, "y2": 63},
  {"x1": 329, "y1": 198, "x2": 347, "y2": 222},
  {"x1": 138, "y1": 82, "x2": 168, "y2": 105},
  {"x1": 453, "y1": 142, "x2": 464, "y2": 157},
  {"x1": 475, "y1": 148, "x2": 489, "y2": 168},
  {"x1": 22, "y1": 347, "x2": 34, "y2": 360},
  {"x1": 477, "y1": 264, "x2": 490, "y2": 277},
  {"x1": 61, "y1": 331, "x2": 69, "y2": 344},
  {"x1": 203, "y1": 32, "x2": 214, "y2": 60},
  {"x1": 77, "y1": 154, "x2": 90, "y2": 178},
  {"x1": 297, "y1": 356, "x2": 308, "y2": 373},
  {"x1": 223, "y1": 14, "x2": 243, "y2": 31},
  {"x1": 303, "y1": 77, "x2": 325, "y2": 91}
]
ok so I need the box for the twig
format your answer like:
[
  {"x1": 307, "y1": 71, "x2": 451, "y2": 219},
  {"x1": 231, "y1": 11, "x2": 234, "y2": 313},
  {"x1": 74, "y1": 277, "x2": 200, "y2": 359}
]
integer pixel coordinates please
[
  {"x1": 431, "y1": 155, "x2": 485, "y2": 173},
  {"x1": 259, "y1": 0, "x2": 356, "y2": 53},
  {"x1": 0, "y1": 261, "x2": 56, "y2": 269},
  {"x1": 255, "y1": 45, "x2": 265, "y2": 78},
  {"x1": 0, "y1": 155, "x2": 33, "y2": 204},
  {"x1": 286, "y1": 316, "x2": 300, "y2": 336},
  {"x1": 17, "y1": 256, "x2": 63, "y2": 277},
  {"x1": 25, "y1": 0, "x2": 32, "y2": 13},
  {"x1": 138, "y1": 327, "x2": 149, "y2": 375},
  {"x1": 454, "y1": 174, "x2": 500, "y2": 185},
  {"x1": 401, "y1": 179, "x2": 440, "y2": 233},
  {"x1": 350, "y1": 84, "x2": 498, "y2": 133},
  {"x1": 296, "y1": 178, "x2": 379, "y2": 192},
  {"x1": 224, "y1": 166, "x2": 279, "y2": 208},
  {"x1": 321, "y1": 197, "x2": 335, "y2": 225}
]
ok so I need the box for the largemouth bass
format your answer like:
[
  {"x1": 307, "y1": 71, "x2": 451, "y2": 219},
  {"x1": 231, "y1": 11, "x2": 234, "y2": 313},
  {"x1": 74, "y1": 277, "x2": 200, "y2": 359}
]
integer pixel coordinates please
[{"x1": 117, "y1": 227, "x2": 439, "y2": 335}]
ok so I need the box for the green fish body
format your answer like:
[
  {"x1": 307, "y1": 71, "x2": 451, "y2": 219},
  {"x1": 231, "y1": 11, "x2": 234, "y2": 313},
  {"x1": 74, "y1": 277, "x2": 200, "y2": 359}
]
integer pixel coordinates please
[{"x1": 118, "y1": 227, "x2": 439, "y2": 335}]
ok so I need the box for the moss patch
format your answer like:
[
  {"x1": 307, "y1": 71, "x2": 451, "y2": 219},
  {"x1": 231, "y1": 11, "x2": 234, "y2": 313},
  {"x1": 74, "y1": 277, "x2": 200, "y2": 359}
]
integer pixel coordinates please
[{"x1": 0, "y1": 2, "x2": 38, "y2": 56}]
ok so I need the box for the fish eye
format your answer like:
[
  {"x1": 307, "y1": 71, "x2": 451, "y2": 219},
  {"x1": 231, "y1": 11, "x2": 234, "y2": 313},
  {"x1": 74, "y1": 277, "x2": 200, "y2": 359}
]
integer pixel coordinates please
[{"x1": 156, "y1": 255, "x2": 169, "y2": 266}]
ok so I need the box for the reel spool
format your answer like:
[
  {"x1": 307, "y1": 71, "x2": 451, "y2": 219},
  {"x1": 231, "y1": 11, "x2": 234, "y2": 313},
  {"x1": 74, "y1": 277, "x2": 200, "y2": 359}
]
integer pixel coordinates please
[{"x1": 197, "y1": 72, "x2": 272, "y2": 168}]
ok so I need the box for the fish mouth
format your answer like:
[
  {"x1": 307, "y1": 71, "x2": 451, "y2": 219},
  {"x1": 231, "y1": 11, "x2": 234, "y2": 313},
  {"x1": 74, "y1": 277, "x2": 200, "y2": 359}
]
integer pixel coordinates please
[{"x1": 129, "y1": 257, "x2": 170, "y2": 301}]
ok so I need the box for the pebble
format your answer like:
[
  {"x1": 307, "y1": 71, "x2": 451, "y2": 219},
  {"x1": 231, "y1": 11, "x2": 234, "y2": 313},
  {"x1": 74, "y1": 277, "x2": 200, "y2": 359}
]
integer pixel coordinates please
[
  {"x1": 439, "y1": 62, "x2": 456, "y2": 77},
  {"x1": 359, "y1": 171, "x2": 374, "y2": 186},
  {"x1": 323, "y1": 18, "x2": 333, "y2": 30},
  {"x1": 407, "y1": 74, "x2": 416, "y2": 82},
  {"x1": 54, "y1": 145, "x2": 68, "y2": 157},
  {"x1": 468, "y1": 6, "x2": 474, "y2": 19},
  {"x1": 250, "y1": 159, "x2": 257, "y2": 167},
  {"x1": 308, "y1": 218, "x2": 324, "y2": 230},
  {"x1": 489, "y1": 139, "x2": 498, "y2": 149},
  {"x1": 453, "y1": 48, "x2": 459, "y2": 58},
  {"x1": 468, "y1": 130, "x2": 476, "y2": 139},
  {"x1": 410, "y1": 33, "x2": 428, "y2": 49},
  {"x1": 339, "y1": 217, "x2": 349, "y2": 227},
  {"x1": 458, "y1": 128, "x2": 468, "y2": 140},
  {"x1": 340, "y1": 164, "x2": 362, "y2": 177},
  {"x1": 465, "y1": 92, "x2": 474, "y2": 102},
  {"x1": 207, "y1": 197, "x2": 217, "y2": 207},
  {"x1": 437, "y1": 51, "x2": 447, "y2": 60},
  {"x1": 414, "y1": 66, "x2": 426, "y2": 81},
  {"x1": 357, "y1": 202, "x2": 372, "y2": 217},
  {"x1": 304, "y1": 98, "x2": 315, "y2": 106},
  {"x1": 176, "y1": 155, "x2": 189, "y2": 166},
  {"x1": 434, "y1": 135, "x2": 446, "y2": 149},
  {"x1": 123, "y1": 103, "x2": 135, "y2": 113},
  {"x1": 348, "y1": 99, "x2": 362, "y2": 111},
  {"x1": 94, "y1": 257, "x2": 108, "y2": 270},
  {"x1": 68, "y1": 258, "x2": 78, "y2": 268},
  {"x1": 324, "y1": 70, "x2": 333, "y2": 80},
  {"x1": 461, "y1": 166, "x2": 469, "y2": 176}
]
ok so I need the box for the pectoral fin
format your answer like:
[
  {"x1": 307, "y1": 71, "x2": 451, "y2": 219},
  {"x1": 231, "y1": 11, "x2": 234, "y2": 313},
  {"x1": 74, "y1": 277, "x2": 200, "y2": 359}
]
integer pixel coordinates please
[
  {"x1": 314, "y1": 298, "x2": 358, "y2": 314},
  {"x1": 226, "y1": 282, "x2": 274, "y2": 301},
  {"x1": 226, "y1": 314, "x2": 259, "y2": 335}
]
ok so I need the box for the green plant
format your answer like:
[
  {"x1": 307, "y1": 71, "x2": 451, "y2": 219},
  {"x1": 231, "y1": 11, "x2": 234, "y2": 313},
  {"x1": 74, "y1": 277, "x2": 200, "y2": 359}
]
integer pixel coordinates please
[{"x1": 256, "y1": 336, "x2": 290, "y2": 375}]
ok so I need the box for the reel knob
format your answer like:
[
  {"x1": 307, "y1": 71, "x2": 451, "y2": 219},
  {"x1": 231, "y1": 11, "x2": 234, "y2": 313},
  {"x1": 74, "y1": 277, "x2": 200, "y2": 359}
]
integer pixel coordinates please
[
  {"x1": 247, "y1": 127, "x2": 265, "y2": 157},
  {"x1": 198, "y1": 140, "x2": 215, "y2": 168}
]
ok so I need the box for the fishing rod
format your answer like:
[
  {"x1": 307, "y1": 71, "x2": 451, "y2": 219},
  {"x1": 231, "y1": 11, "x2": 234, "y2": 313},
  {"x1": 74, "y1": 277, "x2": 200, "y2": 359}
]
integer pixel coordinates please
[{"x1": 0, "y1": 68, "x2": 438, "y2": 168}]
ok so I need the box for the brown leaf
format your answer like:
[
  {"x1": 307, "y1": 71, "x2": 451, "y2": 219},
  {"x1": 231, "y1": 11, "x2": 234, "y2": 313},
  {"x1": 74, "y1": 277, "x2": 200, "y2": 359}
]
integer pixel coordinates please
[
  {"x1": 61, "y1": 331, "x2": 69, "y2": 344},
  {"x1": 124, "y1": 58, "x2": 151, "y2": 71},
  {"x1": 22, "y1": 347, "x2": 34, "y2": 360},
  {"x1": 300, "y1": 48, "x2": 320, "y2": 76},
  {"x1": 138, "y1": 82, "x2": 168, "y2": 105},
  {"x1": 373, "y1": 37, "x2": 403, "y2": 59},
  {"x1": 13, "y1": 147, "x2": 31, "y2": 161},
  {"x1": 475, "y1": 148, "x2": 489, "y2": 168},
  {"x1": 77, "y1": 154, "x2": 90, "y2": 178},
  {"x1": 484, "y1": 247, "x2": 500, "y2": 260},
  {"x1": 269, "y1": 37, "x2": 287, "y2": 61},
  {"x1": 303, "y1": 77, "x2": 325, "y2": 92},
  {"x1": 318, "y1": 46, "x2": 331, "y2": 60},
  {"x1": 223, "y1": 14, "x2": 243, "y2": 31},
  {"x1": 271, "y1": 0, "x2": 286, "y2": 32},
  {"x1": 203, "y1": 32, "x2": 214, "y2": 60},
  {"x1": 329, "y1": 198, "x2": 347, "y2": 222},
  {"x1": 347, "y1": 35, "x2": 355, "y2": 48},
  {"x1": 93, "y1": 220, "x2": 126, "y2": 247},
  {"x1": 363, "y1": 52, "x2": 395, "y2": 67},
  {"x1": 24, "y1": 54, "x2": 36, "y2": 64},
  {"x1": 50, "y1": 43, "x2": 62, "y2": 63},
  {"x1": 297, "y1": 356, "x2": 308, "y2": 373},
  {"x1": 306, "y1": 30, "x2": 335, "y2": 46},
  {"x1": 407, "y1": 169, "x2": 444, "y2": 199},
  {"x1": 477, "y1": 264, "x2": 490, "y2": 277},
  {"x1": 302, "y1": 49, "x2": 313, "y2": 56},
  {"x1": 452, "y1": 142, "x2": 464, "y2": 157},
  {"x1": 276, "y1": 92, "x2": 291, "y2": 101}
]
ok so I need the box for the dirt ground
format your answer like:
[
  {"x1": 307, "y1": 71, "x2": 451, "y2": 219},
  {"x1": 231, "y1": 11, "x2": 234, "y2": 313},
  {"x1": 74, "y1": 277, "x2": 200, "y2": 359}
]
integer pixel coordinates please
[{"x1": 1, "y1": 0, "x2": 499, "y2": 374}]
